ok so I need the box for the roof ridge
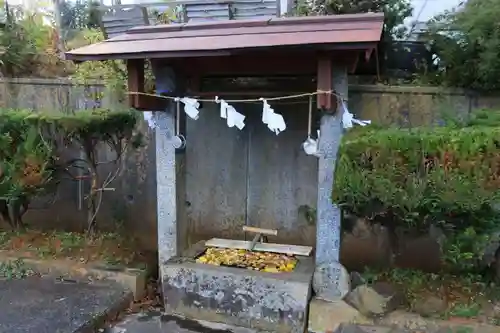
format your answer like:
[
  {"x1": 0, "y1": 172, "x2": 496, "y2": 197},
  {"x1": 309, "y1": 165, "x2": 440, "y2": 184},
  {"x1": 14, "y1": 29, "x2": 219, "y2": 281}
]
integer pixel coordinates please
[{"x1": 127, "y1": 12, "x2": 384, "y2": 35}]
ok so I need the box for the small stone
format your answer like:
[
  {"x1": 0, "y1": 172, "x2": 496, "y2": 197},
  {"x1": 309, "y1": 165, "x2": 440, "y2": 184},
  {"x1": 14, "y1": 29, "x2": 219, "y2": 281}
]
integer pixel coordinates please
[
  {"x1": 313, "y1": 262, "x2": 350, "y2": 301},
  {"x1": 344, "y1": 285, "x2": 387, "y2": 316},
  {"x1": 344, "y1": 282, "x2": 404, "y2": 317},
  {"x1": 308, "y1": 299, "x2": 371, "y2": 333},
  {"x1": 379, "y1": 310, "x2": 435, "y2": 330},
  {"x1": 371, "y1": 282, "x2": 405, "y2": 312},
  {"x1": 350, "y1": 271, "x2": 366, "y2": 289},
  {"x1": 412, "y1": 295, "x2": 448, "y2": 317}
]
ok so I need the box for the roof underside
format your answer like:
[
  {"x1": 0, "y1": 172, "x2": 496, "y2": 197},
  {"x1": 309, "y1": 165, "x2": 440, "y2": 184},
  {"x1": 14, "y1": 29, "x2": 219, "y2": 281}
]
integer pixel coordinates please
[{"x1": 66, "y1": 13, "x2": 385, "y2": 61}]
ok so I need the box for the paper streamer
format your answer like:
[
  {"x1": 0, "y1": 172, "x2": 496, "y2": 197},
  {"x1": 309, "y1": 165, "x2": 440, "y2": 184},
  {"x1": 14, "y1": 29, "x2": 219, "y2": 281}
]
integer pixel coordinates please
[
  {"x1": 216, "y1": 96, "x2": 245, "y2": 130},
  {"x1": 341, "y1": 101, "x2": 371, "y2": 129},
  {"x1": 261, "y1": 98, "x2": 286, "y2": 135}
]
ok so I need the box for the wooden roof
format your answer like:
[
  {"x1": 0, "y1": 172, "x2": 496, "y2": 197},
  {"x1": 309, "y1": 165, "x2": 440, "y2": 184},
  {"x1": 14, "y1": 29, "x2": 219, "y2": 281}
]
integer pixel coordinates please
[{"x1": 66, "y1": 13, "x2": 384, "y2": 61}]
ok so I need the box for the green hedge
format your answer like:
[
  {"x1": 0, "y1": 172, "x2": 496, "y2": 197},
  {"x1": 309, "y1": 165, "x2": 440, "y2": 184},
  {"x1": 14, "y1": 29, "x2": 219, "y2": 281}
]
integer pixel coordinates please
[
  {"x1": 333, "y1": 114, "x2": 500, "y2": 270},
  {"x1": 0, "y1": 108, "x2": 140, "y2": 200},
  {"x1": 334, "y1": 124, "x2": 500, "y2": 230}
]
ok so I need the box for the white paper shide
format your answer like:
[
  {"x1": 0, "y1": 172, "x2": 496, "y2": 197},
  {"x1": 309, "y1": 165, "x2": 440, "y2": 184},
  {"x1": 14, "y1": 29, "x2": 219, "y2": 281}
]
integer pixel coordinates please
[{"x1": 261, "y1": 98, "x2": 286, "y2": 135}]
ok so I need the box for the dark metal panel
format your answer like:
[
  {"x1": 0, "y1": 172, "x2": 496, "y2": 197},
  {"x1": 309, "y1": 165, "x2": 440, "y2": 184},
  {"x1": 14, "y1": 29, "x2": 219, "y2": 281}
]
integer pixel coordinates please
[
  {"x1": 233, "y1": 0, "x2": 277, "y2": 19},
  {"x1": 185, "y1": 3, "x2": 231, "y2": 21},
  {"x1": 246, "y1": 105, "x2": 318, "y2": 246},
  {"x1": 101, "y1": 6, "x2": 149, "y2": 39}
]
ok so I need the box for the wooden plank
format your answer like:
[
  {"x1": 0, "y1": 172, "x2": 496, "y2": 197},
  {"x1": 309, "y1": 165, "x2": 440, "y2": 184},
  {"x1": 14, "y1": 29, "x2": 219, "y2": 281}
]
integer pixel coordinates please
[
  {"x1": 242, "y1": 226, "x2": 278, "y2": 236},
  {"x1": 205, "y1": 238, "x2": 313, "y2": 256},
  {"x1": 130, "y1": 94, "x2": 168, "y2": 111}
]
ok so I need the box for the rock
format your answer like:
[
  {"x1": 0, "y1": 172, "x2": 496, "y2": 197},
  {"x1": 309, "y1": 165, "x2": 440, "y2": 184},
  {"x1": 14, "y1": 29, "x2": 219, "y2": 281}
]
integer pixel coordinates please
[
  {"x1": 344, "y1": 285, "x2": 386, "y2": 316},
  {"x1": 340, "y1": 224, "x2": 393, "y2": 271},
  {"x1": 344, "y1": 282, "x2": 404, "y2": 317},
  {"x1": 308, "y1": 298, "x2": 371, "y2": 333},
  {"x1": 313, "y1": 261, "x2": 351, "y2": 301},
  {"x1": 394, "y1": 234, "x2": 443, "y2": 272},
  {"x1": 412, "y1": 295, "x2": 448, "y2": 317},
  {"x1": 479, "y1": 232, "x2": 500, "y2": 270},
  {"x1": 379, "y1": 310, "x2": 437, "y2": 330},
  {"x1": 370, "y1": 282, "x2": 405, "y2": 312},
  {"x1": 350, "y1": 271, "x2": 366, "y2": 289}
]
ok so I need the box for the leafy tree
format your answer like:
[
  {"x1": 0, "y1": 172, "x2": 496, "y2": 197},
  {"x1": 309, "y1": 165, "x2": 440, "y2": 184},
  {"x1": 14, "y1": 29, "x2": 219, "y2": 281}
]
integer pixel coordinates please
[
  {"x1": 427, "y1": 0, "x2": 500, "y2": 90},
  {"x1": 60, "y1": 0, "x2": 101, "y2": 41},
  {"x1": 294, "y1": 0, "x2": 413, "y2": 40},
  {"x1": 0, "y1": 3, "x2": 70, "y2": 77},
  {"x1": 69, "y1": 29, "x2": 156, "y2": 101}
]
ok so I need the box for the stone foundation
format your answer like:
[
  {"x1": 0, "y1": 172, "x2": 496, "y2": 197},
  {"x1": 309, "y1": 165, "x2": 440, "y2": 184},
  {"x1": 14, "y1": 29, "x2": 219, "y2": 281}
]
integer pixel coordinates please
[{"x1": 161, "y1": 241, "x2": 314, "y2": 333}]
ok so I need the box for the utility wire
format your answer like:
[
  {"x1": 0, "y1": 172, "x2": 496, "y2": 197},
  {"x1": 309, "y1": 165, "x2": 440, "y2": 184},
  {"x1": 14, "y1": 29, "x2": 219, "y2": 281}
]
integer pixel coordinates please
[{"x1": 407, "y1": 0, "x2": 430, "y2": 39}]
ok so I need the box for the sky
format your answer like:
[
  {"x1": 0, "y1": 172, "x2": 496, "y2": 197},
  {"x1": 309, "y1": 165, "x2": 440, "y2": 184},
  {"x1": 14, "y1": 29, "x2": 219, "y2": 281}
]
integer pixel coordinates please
[
  {"x1": 7, "y1": 0, "x2": 465, "y2": 24},
  {"x1": 410, "y1": 0, "x2": 463, "y2": 22}
]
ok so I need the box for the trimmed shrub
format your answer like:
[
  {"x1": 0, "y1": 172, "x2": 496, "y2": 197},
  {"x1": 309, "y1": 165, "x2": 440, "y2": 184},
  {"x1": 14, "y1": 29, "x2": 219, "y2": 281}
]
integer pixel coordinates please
[
  {"x1": 0, "y1": 108, "x2": 141, "y2": 231},
  {"x1": 333, "y1": 123, "x2": 500, "y2": 271}
]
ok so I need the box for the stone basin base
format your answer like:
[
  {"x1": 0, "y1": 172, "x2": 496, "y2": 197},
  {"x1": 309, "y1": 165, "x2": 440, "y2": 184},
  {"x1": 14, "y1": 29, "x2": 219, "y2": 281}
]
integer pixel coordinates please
[{"x1": 162, "y1": 240, "x2": 314, "y2": 333}]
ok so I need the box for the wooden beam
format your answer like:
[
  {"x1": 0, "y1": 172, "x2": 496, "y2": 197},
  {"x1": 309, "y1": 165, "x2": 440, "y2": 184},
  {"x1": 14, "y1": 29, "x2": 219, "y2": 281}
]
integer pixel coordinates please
[
  {"x1": 127, "y1": 59, "x2": 169, "y2": 111},
  {"x1": 127, "y1": 59, "x2": 145, "y2": 108},
  {"x1": 131, "y1": 94, "x2": 169, "y2": 111},
  {"x1": 317, "y1": 53, "x2": 333, "y2": 111},
  {"x1": 157, "y1": 50, "x2": 361, "y2": 78},
  {"x1": 179, "y1": 53, "x2": 318, "y2": 77}
]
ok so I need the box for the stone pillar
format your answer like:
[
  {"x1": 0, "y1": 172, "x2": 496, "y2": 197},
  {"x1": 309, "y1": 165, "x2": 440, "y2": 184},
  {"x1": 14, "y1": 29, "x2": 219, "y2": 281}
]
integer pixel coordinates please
[
  {"x1": 155, "y1": 110, "x2": 178, "y2": 267},
  {"x1": 313, "y1": 65, "x2": 350, "y2": 301},
  {"x1": 152, "y1": 64, "x2": 183, "y2": 285}
]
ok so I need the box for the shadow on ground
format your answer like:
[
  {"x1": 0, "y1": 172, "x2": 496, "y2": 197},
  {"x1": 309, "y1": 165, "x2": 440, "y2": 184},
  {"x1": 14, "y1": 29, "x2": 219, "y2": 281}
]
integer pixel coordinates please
[
  {"x1": 0, "y1": 276, "x2": 131, "y2": 333},
  {"x1": 103, "y1": 311, "x2": 264, "y2": 333}
]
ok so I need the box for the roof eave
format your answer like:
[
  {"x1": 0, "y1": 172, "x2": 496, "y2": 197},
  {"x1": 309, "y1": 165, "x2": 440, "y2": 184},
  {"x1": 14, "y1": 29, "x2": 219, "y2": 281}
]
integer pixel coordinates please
[{"x1": 65, "y1": 42, "x2": 381, "y2": 62}]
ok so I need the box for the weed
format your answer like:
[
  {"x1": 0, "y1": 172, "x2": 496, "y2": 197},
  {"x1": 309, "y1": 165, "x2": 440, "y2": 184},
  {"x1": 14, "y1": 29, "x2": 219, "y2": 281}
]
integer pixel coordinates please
[
  {"x1": 447, "y1": 302, "x2": 481, "y2": 318},
  {"x1": 36, "y1": 245, "x2": 53, "y2": 258},
  {"x1": 0, "y1": 259, "x2": 35, "y2": 279},
  {"x1": 455, "y1": 327, "x2": 474, "y2": 333},
  {"x1": 56, "y1": 232, "x2": 85, "y2": 251},
  {"x1": 0, "y1": 231, "x2": 9, "y2": 246},
  {"x1": 362, "y1": 267, "x2": 500, "y2": 323}
]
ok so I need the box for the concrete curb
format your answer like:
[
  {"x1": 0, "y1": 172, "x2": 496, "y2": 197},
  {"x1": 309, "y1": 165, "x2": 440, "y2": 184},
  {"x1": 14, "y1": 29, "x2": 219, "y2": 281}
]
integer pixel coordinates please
[
  {"x1": 76, "y1": 290, "x2": 134, "y2": 333},
  {"x1": 0, "y1": 250, "x2": 150, "y2": 300}
]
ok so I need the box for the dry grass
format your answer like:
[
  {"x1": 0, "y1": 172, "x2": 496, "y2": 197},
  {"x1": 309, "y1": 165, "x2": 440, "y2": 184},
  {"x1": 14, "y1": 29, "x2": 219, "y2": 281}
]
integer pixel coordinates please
[{"x1": 0, "y1": 229, "x2": 148, "y2": 268}]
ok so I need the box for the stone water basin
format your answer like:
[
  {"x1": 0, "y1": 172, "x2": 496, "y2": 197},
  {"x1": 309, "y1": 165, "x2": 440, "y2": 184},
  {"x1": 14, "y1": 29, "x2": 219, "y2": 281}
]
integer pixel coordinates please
[{"x1": 161, "y1": 240, "x2": 314, "y2": 333}]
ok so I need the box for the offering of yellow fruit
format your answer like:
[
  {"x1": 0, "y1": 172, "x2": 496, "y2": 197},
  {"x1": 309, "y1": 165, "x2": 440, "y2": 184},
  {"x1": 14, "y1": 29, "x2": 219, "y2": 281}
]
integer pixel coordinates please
[{"x1": 195, "y1": 247, "x2": 297, "y2": 273}]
